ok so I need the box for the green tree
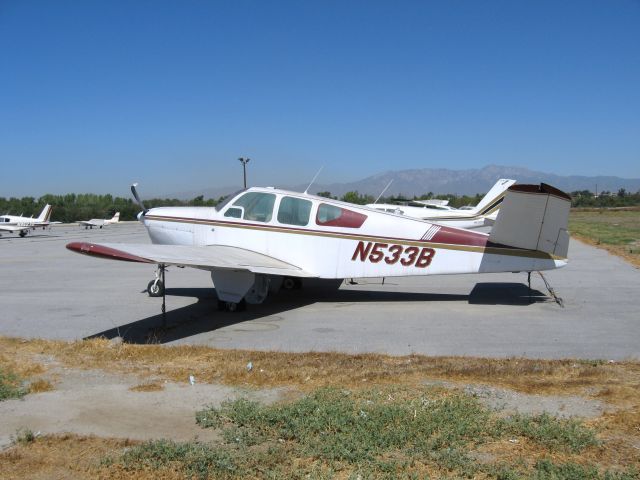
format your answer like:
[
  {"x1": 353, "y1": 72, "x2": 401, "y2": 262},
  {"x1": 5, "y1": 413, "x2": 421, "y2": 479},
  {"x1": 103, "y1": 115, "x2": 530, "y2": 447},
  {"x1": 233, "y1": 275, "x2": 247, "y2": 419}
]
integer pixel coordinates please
[{"x1": 340, "y1": 191, "x2": 374, "y2": 205}]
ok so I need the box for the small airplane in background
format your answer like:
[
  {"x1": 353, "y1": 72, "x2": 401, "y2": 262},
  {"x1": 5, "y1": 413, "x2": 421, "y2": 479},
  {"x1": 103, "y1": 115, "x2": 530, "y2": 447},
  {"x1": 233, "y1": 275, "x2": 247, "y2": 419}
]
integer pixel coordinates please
[
  {"x1": 0, "y1": 204, "x2": 55, "y2": 237},
  {"x1": 78, "y1": 212, "x2": 120, "y2": 229},
  {"x1": 67, "y1": 181, "x2": 570, "y2": 312},
  {"x1": 367, "y1": 179, "x2": 516, "y2": 229}
]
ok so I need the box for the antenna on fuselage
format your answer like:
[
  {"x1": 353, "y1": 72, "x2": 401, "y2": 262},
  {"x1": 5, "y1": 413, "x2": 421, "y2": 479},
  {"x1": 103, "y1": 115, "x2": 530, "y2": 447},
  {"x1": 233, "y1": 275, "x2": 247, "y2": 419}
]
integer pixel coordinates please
[
  {"x1": 304, "y1": 166, "x2": 324, "y2": 195},
  {"x1": 374, "y1": 179, "x2": 394, "y2": 204}
]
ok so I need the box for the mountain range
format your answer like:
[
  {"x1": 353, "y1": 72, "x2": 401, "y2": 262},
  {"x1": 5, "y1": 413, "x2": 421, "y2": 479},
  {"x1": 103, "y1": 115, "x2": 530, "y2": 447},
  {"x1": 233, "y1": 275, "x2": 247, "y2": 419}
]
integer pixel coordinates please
[{"x1": 164, "y1": 165, "x2": 640, "y2": 199}]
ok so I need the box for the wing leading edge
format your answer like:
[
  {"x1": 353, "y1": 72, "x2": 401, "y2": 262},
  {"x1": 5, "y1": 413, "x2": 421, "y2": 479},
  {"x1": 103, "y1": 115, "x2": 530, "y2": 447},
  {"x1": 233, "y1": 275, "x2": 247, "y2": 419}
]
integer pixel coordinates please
[{"x1": 66, "y1": 242, "x2": 316, "y2": 278}]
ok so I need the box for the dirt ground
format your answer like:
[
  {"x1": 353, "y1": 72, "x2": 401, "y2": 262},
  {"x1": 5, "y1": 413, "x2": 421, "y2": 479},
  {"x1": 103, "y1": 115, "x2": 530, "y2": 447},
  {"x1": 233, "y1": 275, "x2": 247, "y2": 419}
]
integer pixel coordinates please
[
  {"x1": 1, "y1": 337, "x2": 639, "y2": 478},
  {"x1": 0, "y1": 361, "x2": 290, "y2": 449}
]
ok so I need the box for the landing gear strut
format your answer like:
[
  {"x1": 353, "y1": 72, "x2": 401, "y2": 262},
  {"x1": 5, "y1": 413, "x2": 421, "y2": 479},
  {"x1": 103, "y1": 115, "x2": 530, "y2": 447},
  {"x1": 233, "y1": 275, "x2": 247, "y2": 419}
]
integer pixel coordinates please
[{"x1": 148, "y1": 264, "x2": 167, "y2": 326}]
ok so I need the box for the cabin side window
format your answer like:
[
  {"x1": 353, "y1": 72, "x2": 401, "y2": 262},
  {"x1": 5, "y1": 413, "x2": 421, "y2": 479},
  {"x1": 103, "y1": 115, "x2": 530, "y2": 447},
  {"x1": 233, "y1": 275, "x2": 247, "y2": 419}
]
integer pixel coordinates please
[
  {"x1": 224, "y1": 192, "x2": 276, "y2": 222},
  {"x1": 277, "y1": 196, "x2": 312, "y2": 226},
  {"x1": 316, "y1": 203, "x2": 367, "y2": 228}
]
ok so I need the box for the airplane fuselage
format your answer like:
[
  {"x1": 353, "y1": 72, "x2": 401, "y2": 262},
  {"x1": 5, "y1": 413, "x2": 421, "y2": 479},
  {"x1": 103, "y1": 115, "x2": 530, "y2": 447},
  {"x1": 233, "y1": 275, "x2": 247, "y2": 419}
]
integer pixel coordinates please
[{"x1": 141, "y1": 188, "x2": 565, "y2": 280}]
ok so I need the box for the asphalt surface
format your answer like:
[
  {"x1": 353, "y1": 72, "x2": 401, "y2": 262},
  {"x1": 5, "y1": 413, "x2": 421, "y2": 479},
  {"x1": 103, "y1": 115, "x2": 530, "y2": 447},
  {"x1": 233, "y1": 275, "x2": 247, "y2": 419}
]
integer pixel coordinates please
[{"x1": 1, "y1": 223, "x2": 638, "y2": 360}]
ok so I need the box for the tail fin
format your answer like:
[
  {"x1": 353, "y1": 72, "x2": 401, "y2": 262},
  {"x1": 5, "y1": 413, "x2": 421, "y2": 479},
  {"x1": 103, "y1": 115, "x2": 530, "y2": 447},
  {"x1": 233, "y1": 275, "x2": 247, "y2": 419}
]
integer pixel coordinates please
[
  {"x1": 111, "y1": 212, "x2": 120, "y2": 222},
  {"x1": 37, "y1": 204, "x2": 52, "y2": 222},
  {"x1": 472, "y1": 179, "x2": 516, "y2": 216},
  {"x1": 489, "y1": 184, "x2": 571, "y2": 257}
]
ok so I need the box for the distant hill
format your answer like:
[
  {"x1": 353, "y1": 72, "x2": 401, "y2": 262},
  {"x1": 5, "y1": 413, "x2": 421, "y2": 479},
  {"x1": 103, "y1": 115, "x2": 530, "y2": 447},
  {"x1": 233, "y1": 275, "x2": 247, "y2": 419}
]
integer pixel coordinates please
[{"x1": 164, "y1": 165, "x2": 640, "y2": 199}]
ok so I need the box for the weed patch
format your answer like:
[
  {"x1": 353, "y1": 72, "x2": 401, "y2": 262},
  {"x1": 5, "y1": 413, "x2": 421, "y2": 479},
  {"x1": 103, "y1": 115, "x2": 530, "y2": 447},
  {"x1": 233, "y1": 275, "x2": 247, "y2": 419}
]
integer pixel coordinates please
[
  {"x1": 110, "y1": 386, "x2": 630, "y2": 478},
  {"x1": 0, "y1": 367, "x2": 26, "y2": 401},
  {"x1": 498, "y1": 412, "x2": 599, "y2": 453}
]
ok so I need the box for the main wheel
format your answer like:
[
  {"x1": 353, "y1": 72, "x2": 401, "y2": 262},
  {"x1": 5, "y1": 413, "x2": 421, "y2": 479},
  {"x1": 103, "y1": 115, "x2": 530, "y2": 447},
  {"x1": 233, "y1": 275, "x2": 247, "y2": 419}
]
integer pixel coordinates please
[
  {"x1": 147, "y1": 280, "x2": 164, "y2": 297},
  {"x1": 19, "y1": 230, "x2": 27, "y2": 237},
  {"x1": 217, "y1": 299, "x2": 246, "y2": 312},
  {"x1": 282, "y1": 277, "x2": 302, "y2": 290}
]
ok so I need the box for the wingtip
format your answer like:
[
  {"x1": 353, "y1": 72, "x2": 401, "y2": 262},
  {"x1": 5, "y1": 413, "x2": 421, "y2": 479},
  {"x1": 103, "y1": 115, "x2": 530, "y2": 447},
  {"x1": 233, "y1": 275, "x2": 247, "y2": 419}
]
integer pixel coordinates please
[{"x1": 66, "y1": 242, "x2": 151, "y2": 263}]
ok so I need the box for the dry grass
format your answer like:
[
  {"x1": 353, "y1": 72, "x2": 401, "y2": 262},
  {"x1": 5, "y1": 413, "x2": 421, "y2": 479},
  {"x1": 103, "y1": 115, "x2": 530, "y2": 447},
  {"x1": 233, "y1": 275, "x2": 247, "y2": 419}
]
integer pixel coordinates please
[
  {"x1": 1, "y1": 336, "x2": 639, "y2": 402},
  {"x1": 129, "y1": 381, "x2": 165, "y2": 392},
  {"x1": 0, "y1": 350, "x2": 46, "y2": 380},
  {"x1": 0, "y1": 434, "x2": 138, "y2": 480},
  {"x1": 28, "y1": 378, "x2": 54, "y2": 394}
]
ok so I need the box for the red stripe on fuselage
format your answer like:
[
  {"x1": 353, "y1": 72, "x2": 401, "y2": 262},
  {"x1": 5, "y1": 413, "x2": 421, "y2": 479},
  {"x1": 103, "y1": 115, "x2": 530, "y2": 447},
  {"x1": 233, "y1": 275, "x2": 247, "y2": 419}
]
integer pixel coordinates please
[{"x1": 430, "y1": 225, "x2": 489, "y2": 248}]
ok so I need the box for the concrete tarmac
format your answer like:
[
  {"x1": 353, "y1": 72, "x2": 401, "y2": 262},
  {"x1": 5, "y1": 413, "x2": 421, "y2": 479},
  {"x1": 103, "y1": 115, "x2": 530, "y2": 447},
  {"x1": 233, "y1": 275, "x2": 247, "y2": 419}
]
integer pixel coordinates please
[{"x1": 0, "y1": 223, "x2": 638, "y2": 360}]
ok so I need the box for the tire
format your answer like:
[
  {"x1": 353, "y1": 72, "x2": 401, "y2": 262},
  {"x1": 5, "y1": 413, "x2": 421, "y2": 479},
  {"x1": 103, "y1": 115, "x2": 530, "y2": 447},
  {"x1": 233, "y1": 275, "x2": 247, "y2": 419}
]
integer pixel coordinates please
[
  {"x1": 217, "y1": 299, "x2": 246, "y2": 312},
  {"x1": 19, "y1": 231, "x2": 27, "y2": 238},
  {"x1": 147, "y1": 280, "x2": 164, "y2": 297},
  {"x1": 282, "y1": 277, "x2": 296, "y2": 290}
]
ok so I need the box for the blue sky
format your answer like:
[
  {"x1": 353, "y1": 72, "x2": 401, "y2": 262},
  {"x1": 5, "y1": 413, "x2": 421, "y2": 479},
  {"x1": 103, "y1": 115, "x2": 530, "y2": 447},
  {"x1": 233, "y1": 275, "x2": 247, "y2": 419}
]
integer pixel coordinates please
[{"x1": 1, "y1": 1, "x2": 639, "y2": 197}]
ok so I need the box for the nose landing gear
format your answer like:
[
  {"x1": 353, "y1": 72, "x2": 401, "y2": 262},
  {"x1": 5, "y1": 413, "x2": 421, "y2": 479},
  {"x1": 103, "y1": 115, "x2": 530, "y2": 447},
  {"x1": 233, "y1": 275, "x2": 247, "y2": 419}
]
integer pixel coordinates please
[{"x1": 147, "y1": 264, "x2": 167, "y2": 326}]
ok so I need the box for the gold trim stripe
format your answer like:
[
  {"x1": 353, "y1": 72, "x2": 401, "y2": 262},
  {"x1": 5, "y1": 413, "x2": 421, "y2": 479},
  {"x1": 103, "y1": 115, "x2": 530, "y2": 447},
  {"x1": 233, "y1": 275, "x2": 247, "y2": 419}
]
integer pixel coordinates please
[{"x1": 144, "y1": 214, "x2": 565, "y2": 261}]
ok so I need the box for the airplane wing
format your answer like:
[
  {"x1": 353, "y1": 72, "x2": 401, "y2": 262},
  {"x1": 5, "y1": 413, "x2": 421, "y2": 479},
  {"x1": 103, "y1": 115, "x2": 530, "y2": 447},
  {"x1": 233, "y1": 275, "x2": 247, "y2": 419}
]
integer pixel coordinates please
[{"x1": 66, "y1": 242, "x2": 316, "y2": 278}]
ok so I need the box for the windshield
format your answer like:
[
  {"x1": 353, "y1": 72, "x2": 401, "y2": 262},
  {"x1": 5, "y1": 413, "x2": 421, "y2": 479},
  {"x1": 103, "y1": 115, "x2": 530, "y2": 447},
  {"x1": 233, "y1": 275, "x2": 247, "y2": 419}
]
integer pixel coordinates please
[{"x1": 215, "y1": 189, "x2": 245, "y2": 212}]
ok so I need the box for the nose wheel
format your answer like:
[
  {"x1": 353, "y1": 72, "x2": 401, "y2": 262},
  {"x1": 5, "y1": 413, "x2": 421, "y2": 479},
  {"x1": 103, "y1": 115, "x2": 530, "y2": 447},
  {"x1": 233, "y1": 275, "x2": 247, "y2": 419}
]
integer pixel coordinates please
[
  {"x1": 147, "y1": 264, "x2": 168, "y2": 327},
  {"x1": 147, "y1": 279, "x2": 165, "y2": 297}
]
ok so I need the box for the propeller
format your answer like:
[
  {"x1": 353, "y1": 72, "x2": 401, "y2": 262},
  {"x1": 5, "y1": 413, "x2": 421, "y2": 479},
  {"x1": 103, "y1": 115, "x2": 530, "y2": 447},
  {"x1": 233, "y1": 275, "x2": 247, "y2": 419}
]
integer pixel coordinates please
[{"x1": 131, "y1": 183, "x2": 148, "y2": 216}]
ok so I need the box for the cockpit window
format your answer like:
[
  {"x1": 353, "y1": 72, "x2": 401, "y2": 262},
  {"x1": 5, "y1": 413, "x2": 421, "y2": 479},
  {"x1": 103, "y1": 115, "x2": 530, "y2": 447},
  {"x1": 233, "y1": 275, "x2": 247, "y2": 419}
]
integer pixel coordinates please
[
  {"x1": 215, "y1": 189, "x2": 245, "y2": 212},
  {"x1": 316, "y1": 203, "x2": 367, "y2": 228},
  {"x1": 277, "y1": 196, "x2": 312, "y2": 226},
  {"x1": 225, "y1": 192, "x2": 276, "y2": 222}
]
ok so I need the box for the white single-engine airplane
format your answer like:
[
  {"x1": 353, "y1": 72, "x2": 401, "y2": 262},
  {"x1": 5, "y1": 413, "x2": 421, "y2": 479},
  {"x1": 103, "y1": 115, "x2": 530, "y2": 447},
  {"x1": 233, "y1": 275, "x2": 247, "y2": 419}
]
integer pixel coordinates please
[
  {"x1": 78, "y1": 212, "x2": 120, "y2": 229},
  {"x1": 0, "y1": 204, "x2": 54, "y2": 237},
  {"x1": 367, "y1": 179, "x2": 517, "y2": 229},
  {"x1": 67, "y1": 182, "x2": 570, "y2": 311}
]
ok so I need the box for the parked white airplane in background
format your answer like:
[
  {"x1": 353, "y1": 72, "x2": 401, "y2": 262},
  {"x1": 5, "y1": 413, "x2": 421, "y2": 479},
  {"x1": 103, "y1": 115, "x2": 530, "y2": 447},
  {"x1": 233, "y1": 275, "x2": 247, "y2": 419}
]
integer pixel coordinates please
[
  {"x1": 67, "y1": 181, "x2": 570, "y2": 311},
  {"x1": 367, "y1": 179, "x2": 516, "y2": 229},
  {"x1": 0, "y1": 204, "x2": 54, "y2": 237},
  {"x1": 78, "y1": 212, "x2": 120, "y2": 229}
]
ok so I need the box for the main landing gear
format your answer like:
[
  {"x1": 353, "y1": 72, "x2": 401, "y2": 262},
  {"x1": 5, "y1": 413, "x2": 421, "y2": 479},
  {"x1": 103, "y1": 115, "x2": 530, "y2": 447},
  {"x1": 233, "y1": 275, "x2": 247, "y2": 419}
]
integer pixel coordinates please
[
  {"x1": 218, "y1": 299, "x2": 247, "y2": 312},
  {"x1": 281, "y1": 276, "x2": 302, "y2": 290}
]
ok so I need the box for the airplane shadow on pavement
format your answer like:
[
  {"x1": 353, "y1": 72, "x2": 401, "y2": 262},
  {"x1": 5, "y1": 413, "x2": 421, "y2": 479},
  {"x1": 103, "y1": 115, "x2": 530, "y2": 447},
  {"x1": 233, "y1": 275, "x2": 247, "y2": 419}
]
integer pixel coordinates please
[{"x1": 86, "y1": 282, "x2": 548, "y2": 345}]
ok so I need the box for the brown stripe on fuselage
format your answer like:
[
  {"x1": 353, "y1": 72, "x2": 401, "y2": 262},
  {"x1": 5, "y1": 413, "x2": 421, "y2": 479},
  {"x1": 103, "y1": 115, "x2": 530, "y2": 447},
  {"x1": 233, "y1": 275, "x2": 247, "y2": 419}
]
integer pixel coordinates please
[{"x1": 143, "y1": 215, "x2": 562, "y2": 260}]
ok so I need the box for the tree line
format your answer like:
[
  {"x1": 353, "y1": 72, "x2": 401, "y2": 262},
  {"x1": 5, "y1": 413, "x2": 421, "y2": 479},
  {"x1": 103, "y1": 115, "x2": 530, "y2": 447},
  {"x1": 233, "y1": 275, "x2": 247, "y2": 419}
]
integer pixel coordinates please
[
  {"x1": 2, "y1": 188, "x2": 639, "y2": 222},
  {"x1": 0, "y1": 194, "x2": 227, "y2": 223},
  {"x1": 570, "y1": 189, "x2": 640, "y2": 208}
]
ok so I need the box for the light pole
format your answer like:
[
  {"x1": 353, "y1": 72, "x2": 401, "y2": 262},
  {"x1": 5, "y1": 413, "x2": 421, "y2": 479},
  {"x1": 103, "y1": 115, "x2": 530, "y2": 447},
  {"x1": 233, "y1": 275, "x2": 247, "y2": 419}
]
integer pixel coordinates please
[{"x1": 238, "y1": 157, "x2": 250, "y2": 189}]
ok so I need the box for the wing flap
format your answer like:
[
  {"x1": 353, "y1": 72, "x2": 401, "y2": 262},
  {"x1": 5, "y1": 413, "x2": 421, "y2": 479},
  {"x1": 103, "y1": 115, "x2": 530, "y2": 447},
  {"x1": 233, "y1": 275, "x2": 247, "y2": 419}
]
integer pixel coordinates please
[{"x1": 66, "y1": 242, "x2": 316, "y2": 277}]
